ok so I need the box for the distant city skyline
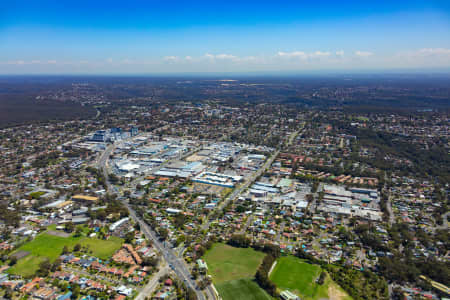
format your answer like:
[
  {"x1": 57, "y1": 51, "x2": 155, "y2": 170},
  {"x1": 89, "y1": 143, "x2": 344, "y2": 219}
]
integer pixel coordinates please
[{"x1": 1, "y1": 0, "x2": 450, "y2": 74}]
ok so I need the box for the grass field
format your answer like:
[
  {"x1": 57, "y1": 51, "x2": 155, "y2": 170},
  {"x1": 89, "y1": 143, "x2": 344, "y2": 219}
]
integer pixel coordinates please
[
  {"x1": 29, "y1": 191, "x2": 46, "y2": 199},
  {"x1": 203, "y1": 243, "x2": 265, "y2": 283},
  {"x1": 8, "y1": 230, "x2": 123, "y2": 277},
  {"x1": 270, "y1": 256, "x2": 352, "y2": 300},
  {"x1": 216, "y1": 279, "x2": 272, "y2": 300},
  {"x1": 203, "y1": 243, "x2": 270, "y2": 300},
  {"x1": 8, "y1": 255, "x2": 47, "y2": 278}
]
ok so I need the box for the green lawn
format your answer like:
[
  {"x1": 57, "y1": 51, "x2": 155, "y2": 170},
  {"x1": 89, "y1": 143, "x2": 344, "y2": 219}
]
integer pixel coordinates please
[
  {"x1": 8, "y1": 255, "x2": 47, "y2": 278},
  {"x1": 203, "y1": 243, "x2": 270, "y2": 300},
  {"x1": 29, "y1": 191, "x2": 46, "y2": 199},
  {"x1": 8, "y1": 230, "x2": 123, "y2": 277},
  {"x1": 203, "y1": 243, "x2": 265, "y2": 283},
  {"x1": 216, "y1": 279, "x2": 272, "y2": 300},
  {"x1": 46, "y1": 224, "x2": 57, "y2": 230},
  {"x1": 78, "y1": 236, "x2": 123, "y2": 259},
  {"x1": 356, "y1": 116, "x2": 369, "y2": 121},
  {"x1": 270, "y1": 256, "x2": 351, "y2": 300}
]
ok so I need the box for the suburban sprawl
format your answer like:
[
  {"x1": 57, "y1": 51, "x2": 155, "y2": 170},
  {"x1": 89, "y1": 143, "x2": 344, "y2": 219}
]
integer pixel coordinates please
[{"x1": 0, "y1": 76, "x2": 448, "y2": 300}]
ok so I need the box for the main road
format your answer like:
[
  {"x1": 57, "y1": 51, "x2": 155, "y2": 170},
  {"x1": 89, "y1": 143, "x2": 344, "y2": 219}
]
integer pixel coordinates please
[
  {"x1": 135, "y1": 265, "x2": 169, "y2": 300},
  {"x1": 124, "y1": 202, "x2": 206, "y2": 300},
  {"x1": 97, "y1": 129, "x2": 300, "y2": 299},
  {"x1": 97, "y1": 139, "x2": 206, "y2": 300},
  {"x1": 98, "y1": 143, "x2": 115, "y2": 190}
]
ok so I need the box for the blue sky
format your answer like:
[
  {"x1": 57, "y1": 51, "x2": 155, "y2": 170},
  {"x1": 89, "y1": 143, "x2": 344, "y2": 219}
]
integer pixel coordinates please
[{"x1": 1, "y1": 0, "x2": 450, "y2": 74}]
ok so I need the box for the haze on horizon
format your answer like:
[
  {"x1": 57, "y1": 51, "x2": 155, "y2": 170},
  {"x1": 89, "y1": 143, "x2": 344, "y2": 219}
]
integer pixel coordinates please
[{"x1": 1, "y1": 0, "x2": 450, "y2": 74}]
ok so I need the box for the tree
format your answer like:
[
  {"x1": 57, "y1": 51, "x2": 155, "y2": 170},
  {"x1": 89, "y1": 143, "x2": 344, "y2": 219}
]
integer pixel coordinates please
[
  {"x1": 37, "y1": 259, "x2": 52, "y2": 277},
  {"x1": 74, "y1": 226, "x2": 83, "y2": 237},
  {"x1": 317, "y1": 271, "x2": 326, "y2": 285},
  {"x1": 1, "y1": 229, "x2": 11, "y2": 240},
  {"x1": 143, "y1": 256, "x2": 159, "y2": 267},
  {"x1": 51, "y1": 259, "x2": 62, "y2": 272},
  {"x1": 312, "y1": 181, "x2": 319, "y2": 193},
  {"x1": 108, "y1": 173, "x2": 119, "y2": 184},
  {"x1": 198, "y1": 277, "x2": 212, "y2": 289},
  {"x1": 158, "y1": 228, "x2": 169, "y2": 240},
  {"x1": 8, "y1": 256, "x2": 17, "y2": 266},
  {"x1": 71, "y1": 284, "x2": 80, "y2": 299},
  {"x1": 235, "y1": 205, "x2": 246, "y2": 213},
  {"x1": 4, "y1": 287, "x2": 13, "y2": 299},
  {"x1": 254, "y1": 255, "x2": 278, "y2": 296},
  {"x1": 175, "y1": 234, "x2": 186, "y2": 246},
  {"x1": 62, "y1": 245, "x2": 69, "y2": 254},
  {"x1": 228, "y1": 234, "x2": 250, "y2": 248},
  {"x1": 191, "y1": 268, "x2": 199, "y2": 279},
  {"x1": 195, "y1": 245, "x2": 206, "y2": 258},
  {"x1": 97, "y1": 209, "x2": 107, "y2": 221},
  {"x1": 65, "y1": 221, "x2": 75, "y2": 233},
  {"x1": 134, "y1": 222, "x2": 140, "y2": 231},
  {"x1": 125, "y1": 231, "x2": 135, "y2": 244},
  {"x1": 186, "y1": 288, "x2": 197, "y2": 300},
  {"x1": 174, "y1": 213, "x2": 186, "y2": 229},
  {"x1": 73, "y1": 243, "x2": 81, "y2": 252}
]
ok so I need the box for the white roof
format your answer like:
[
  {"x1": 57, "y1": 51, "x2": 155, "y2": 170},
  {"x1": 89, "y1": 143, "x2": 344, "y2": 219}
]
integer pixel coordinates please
[
  {"x1": 166, "y1": 208, "x2": 182, "y2": 214},
  {"x1": 296, "y1": 201, "x2": 308, "y2": 208},
  {"x1": 119, "y1": 162, "x2": 140, "y2": 171}
]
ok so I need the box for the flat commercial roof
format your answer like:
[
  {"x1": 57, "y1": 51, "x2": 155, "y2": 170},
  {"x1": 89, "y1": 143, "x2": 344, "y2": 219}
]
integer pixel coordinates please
[
  {"x1": 43, "y1": 199, "x2": 73, "y2": 209},
  {"x1": 277, "y1": 178, "x2": 292, "y2": 188},
  {"x1": 251, "y1": 184, "x2": 279, "y2": 193},
  {"x1": 72, "y1": 195, "x2": 99, "y2": 202},
  {"x1": 296, "y1": 200, "x2": 308, "y2": 208}
]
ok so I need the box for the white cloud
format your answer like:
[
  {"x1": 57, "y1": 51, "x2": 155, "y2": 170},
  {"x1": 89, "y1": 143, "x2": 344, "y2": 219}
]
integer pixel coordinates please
[
  {"x1": 414, "y1": 48, "x2": 450, "y2": 57},
  {"x1": 4, "y1": 60, "x2": 26, "y2": 65},
  {"x1": 2, "y1": 60, "x2": 61, "y2": 65},
  {"x1": 164, "y1": 56, "x2": 178, "y2": 61},
  {"x1": 277, "y1": 51, "x2": 308, "y2": 59},
  {"x1": 163, "y1": 56, "x2": 180, "y2": 64},
  {"x1": 396, "y1": 48, "x2": 450, "y2": 67},
  {"x1": 277, "y1": 51, "x2": 332, "y2": 60},
  {"x1": 5, "y1": 47, "x2": 450, "y2": 73},
  {"x1": 156, "y1": 50, "x2": 347, "y2": 68},
  {"x1": 203, "y1": 53, "x2": 238, "y2": 61},
  {"x1": 215, "y1": 53, "x2": 237, "y2": 60},
  {"x1": 310, "y1": 51, "x2": 331, "y2": 58},
  {"x1": 355, "y1": 51, "x2": 373, "y2": 57},
  {"x1": 239, "y1": 56, "x2": 259, "y2": 63}
]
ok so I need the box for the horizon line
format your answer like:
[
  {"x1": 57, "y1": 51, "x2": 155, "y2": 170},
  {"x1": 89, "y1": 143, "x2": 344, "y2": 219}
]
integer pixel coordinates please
[{"x1": 1, "y1": 68, "x2": 450, "y2": 77}]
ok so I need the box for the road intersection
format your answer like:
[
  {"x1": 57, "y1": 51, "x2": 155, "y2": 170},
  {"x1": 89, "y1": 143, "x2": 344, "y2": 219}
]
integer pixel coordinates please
[
  {"x1": 96, "y1": 130, "x2": 299, "y2": 299},
  {"x1": 98, "y1": 139, "x2": 206, "y2": 300}
]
